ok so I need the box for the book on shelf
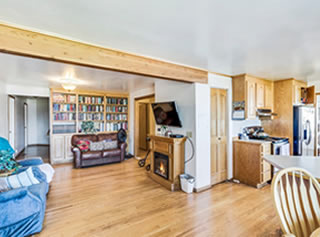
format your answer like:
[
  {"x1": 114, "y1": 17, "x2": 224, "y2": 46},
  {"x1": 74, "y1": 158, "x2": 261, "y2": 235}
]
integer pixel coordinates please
[
  {"x1": 53, "y1": 104, "x2": 76, "y2": 112},
  {"x1": 78, "y1": 113, "x2": 104, "y2": 121},
  {"x1": 106, "y1": 106, "x2": 128, "y2": 113},
  {"x1": 79, "y1": 96, "x2": 104, "y2": 104},
  {"x1": 52, "y1": 93, "x2": 76, "y2": 103},
  {"x1": 106, "y1": 122, "x2": 128, "y2": 132},
  {"x1": 53, "y1": 112, "x2": 76, "y2": 121},
  {"x1": 79, "y1": 104, "x2": 104, "y2": 112},
  {"x1": 106, "y1": 97, "x2": 128, "y2": 105},
  {"x1": 106, "y1": 113, "x2": 127, "y2": 121}
]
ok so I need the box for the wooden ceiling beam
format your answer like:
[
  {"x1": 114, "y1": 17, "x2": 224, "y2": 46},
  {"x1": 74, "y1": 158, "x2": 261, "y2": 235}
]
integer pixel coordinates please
[{"x1": 0, "y1": 23, "x2": 208, "y2": 83}]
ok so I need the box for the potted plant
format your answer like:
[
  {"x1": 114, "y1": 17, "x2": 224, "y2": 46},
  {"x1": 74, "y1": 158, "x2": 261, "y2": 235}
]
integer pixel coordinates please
[
  {"x1": 81, "y1": 121, "x2": 97, "y2": 134},
  {"x1": 0, "y1": 150, "x2": 21, "y2": 176}
]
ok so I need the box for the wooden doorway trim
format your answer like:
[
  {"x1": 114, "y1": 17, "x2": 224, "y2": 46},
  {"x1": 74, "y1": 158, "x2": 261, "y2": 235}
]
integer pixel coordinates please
[
  {"x1": 0, "y1": 23, "x2": 208, "y2": 83},
  {"x1": 134, "y1": 94, "x2": 155, "y2": 157}
]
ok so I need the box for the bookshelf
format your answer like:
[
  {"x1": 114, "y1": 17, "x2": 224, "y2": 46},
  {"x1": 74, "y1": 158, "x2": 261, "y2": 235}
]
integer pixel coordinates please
[
  {"x1": 106, "y1": 97, "x2": 128, "y2": 132},
  {"x1": 50, "y1": 89, "x2": 129, "y2": 164},
  {"x1": 52, "y1": 92, "x2": 77, "y2": 134},
  {"x1": 78, "y1": 94, "x2": 105, "y2": 133}
]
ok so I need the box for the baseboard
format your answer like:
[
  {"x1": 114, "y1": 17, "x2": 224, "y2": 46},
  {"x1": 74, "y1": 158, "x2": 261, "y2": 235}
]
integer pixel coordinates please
[
  {"x1": 15, "y1": 148, "x2": 25, "y2": 159},
  {"x1": 28, "y1": 144, "x2": 49, "y2": 147},
  {"x1": 194, "y1": 184, "x2": 212, "y2": 193}
]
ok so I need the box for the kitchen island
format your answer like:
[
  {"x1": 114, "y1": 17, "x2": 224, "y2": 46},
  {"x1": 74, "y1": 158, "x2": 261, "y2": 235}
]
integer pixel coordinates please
[{"x1": 263, "y1": 155, "x2": 320, "y2": 180}]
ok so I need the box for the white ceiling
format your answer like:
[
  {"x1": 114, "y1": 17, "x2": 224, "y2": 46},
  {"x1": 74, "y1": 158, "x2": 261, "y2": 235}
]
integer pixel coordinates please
[
  {"x1": 0, "y1": 0, "x2": 320, "y2": 81},
  {"x1": 0, "y1": 53, "x2": 159, "y2": 92}
]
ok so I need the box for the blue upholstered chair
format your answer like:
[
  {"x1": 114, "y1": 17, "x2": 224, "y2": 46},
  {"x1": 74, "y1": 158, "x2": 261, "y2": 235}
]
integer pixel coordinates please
[{"x1": 0, "y1": 137, "x2": 49, "y2": 237}]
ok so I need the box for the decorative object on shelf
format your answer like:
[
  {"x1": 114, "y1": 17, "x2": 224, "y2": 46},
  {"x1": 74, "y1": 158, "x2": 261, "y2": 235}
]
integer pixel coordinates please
[
  {"x1": 160, "y1": 125, "x2": 168, "y2": 136},
  {"x1": 0, "y1": 150, "x2": 21, "y2": 176},
  {"x1": 81, "y1": 121, "x2": 97, "y2": 134},
  {"x1": 232, "y1": 101, "x2": 245, "y2": 120}
]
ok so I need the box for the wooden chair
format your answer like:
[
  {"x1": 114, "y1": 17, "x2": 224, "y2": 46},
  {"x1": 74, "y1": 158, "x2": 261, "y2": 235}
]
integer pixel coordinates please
[{"x1": 272, "y1": 167, "x2": 320, "y2": 237}]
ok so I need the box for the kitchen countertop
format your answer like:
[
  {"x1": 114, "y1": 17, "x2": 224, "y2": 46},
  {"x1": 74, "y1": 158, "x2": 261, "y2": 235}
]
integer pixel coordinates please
[
  {"x1": 233, "y1": 138, "x2": 271, "y2": 144},
  {"x1": 263, "y1": 155, "x2": 320, "y2": 180}
]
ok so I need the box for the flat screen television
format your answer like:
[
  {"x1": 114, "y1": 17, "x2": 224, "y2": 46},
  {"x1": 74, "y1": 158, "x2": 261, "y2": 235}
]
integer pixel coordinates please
[{"x1": 151, "y1": 101, "x2": 182, "y2": 127}]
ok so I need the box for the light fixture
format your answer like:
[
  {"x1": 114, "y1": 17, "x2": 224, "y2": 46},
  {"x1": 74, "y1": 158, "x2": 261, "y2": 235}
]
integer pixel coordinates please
[{"x1": 61, "y1": 72, "x2": 77, "y2": 91}]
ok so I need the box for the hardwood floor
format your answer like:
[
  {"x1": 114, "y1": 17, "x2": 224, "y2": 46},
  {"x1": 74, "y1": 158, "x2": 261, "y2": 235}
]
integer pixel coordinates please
[
  {"x1": 38, "y1": 159, "x2": 282, "y2": 237},
  {"x1": 16, "y1": 145, "x2": 50, "y2": 163}
]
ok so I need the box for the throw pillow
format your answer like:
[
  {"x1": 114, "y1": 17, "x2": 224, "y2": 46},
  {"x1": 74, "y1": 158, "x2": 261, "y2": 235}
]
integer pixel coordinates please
[
  {"x1": 0, "y1": 167, "x2": 40, "y2": 192},
  {"x1": 104, "y1": 140, "x2": 118, "y2": 150},
  {"x1": 76, "y1": 140, "x2": 90, "y2": 152},
  {"x1": 90, "y1": 141, "x2": 105, "y2": 151}
]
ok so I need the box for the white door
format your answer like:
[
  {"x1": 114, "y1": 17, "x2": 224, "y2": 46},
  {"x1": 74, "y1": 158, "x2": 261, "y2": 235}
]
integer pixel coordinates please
[
  {"x1": 24, "y1": 103, "x2": 28, "y2": 147},
  {"x1": 8, "y1": 96, "x2": 15, "y2": 150}
]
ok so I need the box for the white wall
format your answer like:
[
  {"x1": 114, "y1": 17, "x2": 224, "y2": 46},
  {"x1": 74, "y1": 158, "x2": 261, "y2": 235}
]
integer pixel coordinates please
[
  {"x1": 128, "y1": 86, "x2": 155, "y2": 154},
  {"x1": 27, "y1": 97, "x2": 50, "y2": 145},
  {"x1": 232, "y1": 119, "x2": 261, "y2": 137},
  {"x1": 6, "y1": 84, "x2": 50, "y2": 97},
  {"x1": 155, "y1": 80, "x2": 196, "y2": 177},
  {"x1": 0, "y1": 82, "x2": 8, "y2": 138}
]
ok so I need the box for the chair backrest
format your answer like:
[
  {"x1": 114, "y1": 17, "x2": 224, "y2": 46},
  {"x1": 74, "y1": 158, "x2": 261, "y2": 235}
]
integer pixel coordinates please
[
  {"x1": 272, "y1": 167, "x2": 320, "y2": 237},
  {"x1": 0, "y1": 137, "x2": 15, "y2": 154}
]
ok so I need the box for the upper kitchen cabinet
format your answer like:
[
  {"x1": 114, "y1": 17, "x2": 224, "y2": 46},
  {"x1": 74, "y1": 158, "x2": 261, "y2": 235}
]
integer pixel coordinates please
[
  {"x1": 292, "y1": 80, "x2": 315, "y2": 105},
  {"x1": 232, "y1": 74, "x2": 274, "y2": 119}
]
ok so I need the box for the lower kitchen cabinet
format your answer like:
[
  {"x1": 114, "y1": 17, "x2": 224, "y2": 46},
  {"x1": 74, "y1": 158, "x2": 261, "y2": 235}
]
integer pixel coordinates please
[
  {"x1": 50, "y1": 134, "x2": 74, "y2": 164},
  {"x1": 233, "y1": 140, "x2": 271, "y2": 188}
]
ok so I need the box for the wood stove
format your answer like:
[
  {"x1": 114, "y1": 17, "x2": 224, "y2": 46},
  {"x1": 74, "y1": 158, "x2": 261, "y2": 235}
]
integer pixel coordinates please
[{"x1": 154, "y1": 152, "x2": 169, "y2": 180}]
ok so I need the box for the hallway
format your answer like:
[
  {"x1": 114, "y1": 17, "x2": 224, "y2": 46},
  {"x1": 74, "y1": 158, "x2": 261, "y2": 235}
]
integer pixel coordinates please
[{"x1": 17, "y1": 145, "x2": 50, "y2": 163}]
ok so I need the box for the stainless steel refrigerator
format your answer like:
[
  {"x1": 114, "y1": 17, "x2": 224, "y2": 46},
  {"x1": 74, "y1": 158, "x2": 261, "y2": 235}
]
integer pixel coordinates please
[{"x1": 293, "y1": 105, "x2": 315, "y2": 156}]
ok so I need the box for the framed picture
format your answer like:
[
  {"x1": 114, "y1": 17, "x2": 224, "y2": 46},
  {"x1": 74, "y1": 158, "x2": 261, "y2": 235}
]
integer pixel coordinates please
[{"x1": 232, "y1": 101, "x2": 245, "y2": 120}]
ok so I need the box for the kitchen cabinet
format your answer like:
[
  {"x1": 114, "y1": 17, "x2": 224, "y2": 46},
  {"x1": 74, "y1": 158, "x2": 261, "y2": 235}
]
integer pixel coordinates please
[
  {"x1": 50, "y1": 134, "x2": 74, "y2": 164},
  {"x1": 272, "y1": 79, "x2": 315, "y2": 155},
  {"x1": 232, "y1": 74, "x2": 274, "y2": 119},
  {"x1": 233, "y1": 139, "x2": 271, "y2": 188}
]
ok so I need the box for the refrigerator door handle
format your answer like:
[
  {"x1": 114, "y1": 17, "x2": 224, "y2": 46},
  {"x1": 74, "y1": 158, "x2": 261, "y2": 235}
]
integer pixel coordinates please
[{"x1": 305, "y1": 120, "x2": 312, "y2": 145}]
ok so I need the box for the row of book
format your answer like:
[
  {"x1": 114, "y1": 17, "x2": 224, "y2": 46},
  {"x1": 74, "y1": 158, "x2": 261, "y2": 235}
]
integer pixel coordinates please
[
  {"x1": 106, "y1": 114, "x2": 127, "y2": 121},
  {"x1": 106, "y1": 98, "x2": 128, "y2": 105},
  {"x1": 79, "y1": 96, "x2": 104, "y2": 104},
  {"x1": 106, "y1": 122, "x2": 128, "y2": 132},
  {"x1": 52, "y1": 94, "x2": 76, "y2": 103},
  {"x1": 53, "y1": 104, "x2": 76, "y2": 112},
  {"x1": 106, "y1": 106, "x2": 128, "y2": 113},
  {"x1": 79, "y1": 105, "x2": 104, "y2": 112},
  {"x1": 53, "y1": 113, "x2": 76, "y2": 121},
  {"x1": 78, "y1": 113, "x2": 104, "y2": 121}
]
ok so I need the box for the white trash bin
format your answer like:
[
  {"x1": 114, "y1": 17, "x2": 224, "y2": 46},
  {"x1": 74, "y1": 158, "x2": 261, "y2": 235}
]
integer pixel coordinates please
[{"x1": 180, "y1": 174, "x2": 195, "y2": 193}]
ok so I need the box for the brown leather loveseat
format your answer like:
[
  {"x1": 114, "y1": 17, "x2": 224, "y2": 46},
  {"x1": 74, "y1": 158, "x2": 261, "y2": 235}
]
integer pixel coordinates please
[{"x1": 71, "y1": 133, "x2": 127, "y2": 168}]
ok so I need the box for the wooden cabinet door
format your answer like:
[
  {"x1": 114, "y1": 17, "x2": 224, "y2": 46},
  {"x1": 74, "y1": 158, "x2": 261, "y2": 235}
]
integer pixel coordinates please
[
  {"x1": 294, "y1": 85, "x2": 301, "y2": 104},
  {"x1": 64, "y1": 135, "x2": 73, "y2": 159},
  {"x1": 265, "y1": 84, "x2": 273, "y2": 109},
  {"x1": 256, "y1": 83, "x2": 265, "y2": 108},
  {"x1": 211, "y1": 88, "x2": 227, "y2": 185},
  {"x1": 51, "y1": 135, "x2": 65, "y2": 163},
  {"x1": 246, "y1": 80, "x2": 256, "y2": 119},
  {"x1": 138, "y1": 103, "x2": 148, "y2": 150}
]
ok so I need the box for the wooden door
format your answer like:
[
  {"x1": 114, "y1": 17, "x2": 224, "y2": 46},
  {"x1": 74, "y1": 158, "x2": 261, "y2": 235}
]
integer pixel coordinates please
[
  {"x1": 246, "y1": 80, "x2": 256, "y2": 119},
  {"x1": 139, "y1": 103, "x2": 148, "y2": 150},
  {"x1": 256, "y1": 83, "x2": 265, "y2": 108},
  {"x1": 211, "y1": 88, "x2": 228, "y2": 185}
]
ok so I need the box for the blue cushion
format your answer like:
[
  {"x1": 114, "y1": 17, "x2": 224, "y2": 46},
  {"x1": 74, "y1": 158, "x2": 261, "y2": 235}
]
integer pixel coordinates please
[
  {"x1": 0, "y1": 137, "x2": 14, "y2": 155},
  {"x1": 17, "y1": 158, "x2": 43, "y2": 167}
]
